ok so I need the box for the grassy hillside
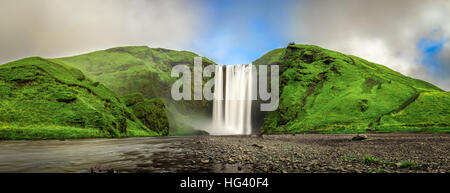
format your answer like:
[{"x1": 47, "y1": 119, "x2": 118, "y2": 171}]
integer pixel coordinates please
[
  {"x1": 53, "y1": 46, "x2": 216, "y2": 134},
  {"x1": 123, "y1": 93, "x2": 170, "y2": 136},
  {"x1": 0, "y1": 57, "x2": 164, "y2": 139},
  {"x1": 2, "y1": 44, "x2": 446, "y2": 138},
  {"x1": 254, "y1": 44, "x2": 449, "y2": 134}
]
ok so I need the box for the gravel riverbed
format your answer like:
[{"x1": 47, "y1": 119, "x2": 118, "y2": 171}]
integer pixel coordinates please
[{"x1": 188, "y1": 133, "x2": 450, "y2": 173}]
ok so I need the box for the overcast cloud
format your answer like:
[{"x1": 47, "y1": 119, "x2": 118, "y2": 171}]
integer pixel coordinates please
[
  {"x1": 0, "y1": 0, "x2": 205, "y2": 63},
  {"x1": 0, "y1": 0, "x2": 448, "y2": 90},
  {"x1": 291, "y1": 0, "x2": 450, "y2": 90}
]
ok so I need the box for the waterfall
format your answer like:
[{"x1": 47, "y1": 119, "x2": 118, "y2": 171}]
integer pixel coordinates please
[{"x1": 212, "y1": 64, "x2": 253, "y2": 135}]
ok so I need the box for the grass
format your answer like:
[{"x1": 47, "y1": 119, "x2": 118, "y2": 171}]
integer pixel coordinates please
[
  {"x1": 1, "y1": 44, "x2": 449, "y2": 139},
  {"x1": 282, "y1": 145, "x2": 292, "y2": 150},
  {"x1": 279, "y1": 165, "x2": 285, "y2": 172},
  {"x1": 315, "y1": 126, "x2": 450, "y2": 134},
  {"x1": 122, "y1": 93, "x2": 170, "y2": 136},
  {"x1": 342, "y1": 156, "x2": 358, "y2": 161},
  {"x1": 259, "y1": 44, "x2": 449, "y2": 134},
  {"x1": 362, "y1": 154, "x2": 380, "y2": 165},
  {"x1": 0, "y1": 57, "x2": 162, "y2": 139},
  {"x1": 0, "y1": 126, "x2": 160, "y2": 140},
  {"x1": 360, "y1": 155, "x2": 396, "y2": 167},
  {"x1": 0, "y1": 126, "x2": 108, "y2": 140},
  {"x1": 53, "y1": 46, "x2": 216, "y2": 134},
  {"x1": 399, "y1": 161, "x2": 422, "y2": 169},
  {"x1": 53, "y1": 46, "x2": 215, "y2": 99},
  {"x1": 358, "y1": 155, "x2": 422, "y2": 170}
]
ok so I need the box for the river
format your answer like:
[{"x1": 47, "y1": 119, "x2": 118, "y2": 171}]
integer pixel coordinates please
[{"x1": 0, "y1": 136, "x2": 210, "y2": 173}]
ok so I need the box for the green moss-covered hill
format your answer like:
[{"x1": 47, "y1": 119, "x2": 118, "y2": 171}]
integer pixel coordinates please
[
  {"x1": 254, "y1": 44, "x2": 449, "y2": 134},
  {"x1": 1, "y1": 44, "x2": 447, "y2": 138},
  {"x1": 52, "y1": 46, "x2": 216, "y2": 134},
  {"x1": 0, "y1": 57, "x2": 167, "y2": 139},
  {"x1": 123, "y1": 93, "x2": 170, "y2": 136}
]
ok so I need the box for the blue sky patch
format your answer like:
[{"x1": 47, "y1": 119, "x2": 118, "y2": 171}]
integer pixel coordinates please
[
  {"x1": 189, "y1": 0, "x2": 294, "y2": 65},
  {"x1": 416, "y1": 36, "x2": 447, "y2": 75}
]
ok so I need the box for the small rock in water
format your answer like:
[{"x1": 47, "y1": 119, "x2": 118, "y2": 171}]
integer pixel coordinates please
[{"x1": 351, "y1": 134, "x2": 368, "y2": 141}]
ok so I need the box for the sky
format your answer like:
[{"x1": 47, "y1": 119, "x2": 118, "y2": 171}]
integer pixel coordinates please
[{"x1": 0, "y1": 0, "x2": 449, "y2": 90}]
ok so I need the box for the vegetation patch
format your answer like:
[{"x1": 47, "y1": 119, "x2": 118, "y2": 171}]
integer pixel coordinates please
[
  {"x1": 53, "y1": 46, "x2": 216, "y2": 134},
  {"x1": 399, "y1": 161, "x2": 422, "y2": 169},
  {"x1": 258, "y1": 44, "x2": 449, "y2": 134},
  {"x1": 123, "y1": 93, "x2": 170, "y2": 136},
  {"x1": 362, "y1": 154, "x2": 380, "y2": 165},
  {"x1": 0, "y1": 57, "x2": 158, "y2": 139}
]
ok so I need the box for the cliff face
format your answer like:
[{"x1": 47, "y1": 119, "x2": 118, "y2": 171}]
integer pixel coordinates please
[
  {"x1": 0, "y1": 57, "x2": 162, "y2": 139},
  {"x1": 254, "y1": 44, "x2": 449, "y2": 134}
]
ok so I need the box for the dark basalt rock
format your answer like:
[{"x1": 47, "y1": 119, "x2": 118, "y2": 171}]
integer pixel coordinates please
[{"x1": 351, "y1": 134, "x2": 368, "y2": 141}]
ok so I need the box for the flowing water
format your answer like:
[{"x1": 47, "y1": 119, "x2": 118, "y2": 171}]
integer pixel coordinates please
[
  {"x1": 0, "y1": 137, "x2": 209, "y2": 173},
  {"x1": 211, "y1": 64, "x2": 254, "y2": 135}
]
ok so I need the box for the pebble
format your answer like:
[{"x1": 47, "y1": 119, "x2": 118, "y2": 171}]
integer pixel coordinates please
[{"x1": 201, "y1": 159, "x2": 210, "y2": 164}]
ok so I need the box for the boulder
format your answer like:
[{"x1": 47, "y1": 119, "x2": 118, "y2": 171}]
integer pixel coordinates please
[{"x1": 351, "y1": 134, "x2": 368, "y2": 141}]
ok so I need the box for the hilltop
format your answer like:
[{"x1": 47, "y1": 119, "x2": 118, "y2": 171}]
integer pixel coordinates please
[
  {"x1": 53, "y1": 46, "x2": 216, "y2": 135},
  {"x1": 254, "y1": 44, "x2": 449, "y2": 134}
]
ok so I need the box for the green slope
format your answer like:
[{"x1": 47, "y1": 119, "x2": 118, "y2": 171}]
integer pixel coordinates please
[
  {"x1": 0, "y1": 57, "x2": 164, "y2": 139},
  {"x1": 4, "y1": 44, "x2": 445, "y2": 138},
  {"x1": 123, "y1": 93, "x2": 170, "y2": 136},
  {"x1": 53, "y1": 46, "x2": 216, "y2": 134},
  {"x1": 254, "y1": 44, "x2": 449, "y2": 134}
]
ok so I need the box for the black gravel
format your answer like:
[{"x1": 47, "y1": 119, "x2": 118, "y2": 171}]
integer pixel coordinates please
[{"x1": 187, "y1": 133, "x2": 450, "y2": 173}]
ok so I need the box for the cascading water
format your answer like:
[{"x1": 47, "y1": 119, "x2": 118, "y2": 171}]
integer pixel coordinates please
[{"x1": 212, "y1": 64, "x2": 254, "y2": 135}]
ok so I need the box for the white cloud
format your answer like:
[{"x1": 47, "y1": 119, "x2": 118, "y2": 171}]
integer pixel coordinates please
[
  {"x1": 290, "y1": 0, "x2": 450, "y2": 90},
  {"x1": 0, "y1": 0, "x2": 205, "y2": 63},
  {"x1": 1, "y1": 0, "x2": 448, "y2": 90}
]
